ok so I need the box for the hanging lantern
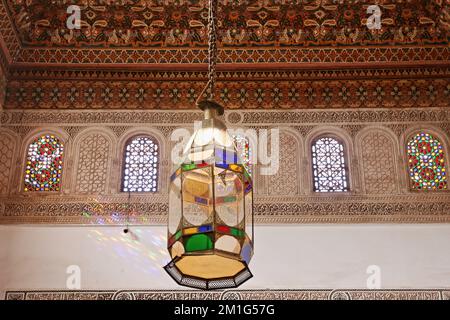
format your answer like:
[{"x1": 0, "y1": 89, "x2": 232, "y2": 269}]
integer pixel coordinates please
[{"x1": 164, "y1": 100, "x2": 254, "y2": 290}]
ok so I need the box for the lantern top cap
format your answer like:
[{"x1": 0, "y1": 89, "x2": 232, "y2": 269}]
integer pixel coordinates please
[{"x1": 197, "y1": 100, "x2": 224, "y2": 118}]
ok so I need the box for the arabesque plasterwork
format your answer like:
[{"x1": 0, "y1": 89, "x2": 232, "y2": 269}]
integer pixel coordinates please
[{"x1": 0, "y1": 108, "x2": 448, "y2": 225}]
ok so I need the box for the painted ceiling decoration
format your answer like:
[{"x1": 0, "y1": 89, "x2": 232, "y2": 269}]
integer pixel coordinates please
[
  {"x1": 0, "y1": 0, "x2": 447, "y2": 65},
  {"x1": 0, "y1": 1, "x2": 448, "y2": 110},
  {"x1": 4, "y1": 71, "x2": 449, "y2": 109},
  {"x1": 6, "y1": 0, "x2": 449, "y2": 48}
]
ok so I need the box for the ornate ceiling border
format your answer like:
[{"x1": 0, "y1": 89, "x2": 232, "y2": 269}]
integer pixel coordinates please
[
  {"x1": 9, "y1": 66, "x2": 450, "y2": 81},
  {"x1": 3, "y1": 65, "x2": 449, "y2": 109},
  {"x1": 4, "y1": 289, "x2": 448, "y2": 300},
  {"x1": 12, "y1": 46, "x2": 450, "y2": 66},
  {"x1": 0, "y1": 1, "x2": 448, "y2": 69},
  {"x1": 3, "y1": 0, "x2": 449, "y2": 46}
]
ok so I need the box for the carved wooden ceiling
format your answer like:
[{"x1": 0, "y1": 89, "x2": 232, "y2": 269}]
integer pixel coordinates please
[
  {"x1": 0, "y1": 0, "x2": 448, "y2": 110},
  {"x1": 5, "y1": 0, "x2": 449, "y2": 48}
]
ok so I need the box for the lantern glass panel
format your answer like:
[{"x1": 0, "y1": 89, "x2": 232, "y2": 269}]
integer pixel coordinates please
[
  {"x1": 244, "y1": 189, "x2": 253, "y2": 242},
  {"x1": 185, "y1": 233, "x2": 213, "y2": 252},
  {"x1": 168, "y1": 175, "x2": 182, "y2": 235},
  {"x1": 215, "y1": 170, "x2": 244, "y2": 227},
  {"x1": 182, "y1": 167, "x2": 214, "y2": 227},
  {"x1": 170, "y1": 241, "x2": 185, "y2": 259}
]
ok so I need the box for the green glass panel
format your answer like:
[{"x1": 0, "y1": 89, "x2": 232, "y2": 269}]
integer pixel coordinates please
[
  {"x1": 244, "y1": 169, "x2": 251, "y2": 180},
  {"x1": 223, "y1": 196, "x2": 236, "y2": 203},
  {"x1": 185, "y1": 234, "x2": 213, "y2": 252},
  {"x1": 230, "y1": 228, "x2": 244, "y2": 237},
  {"x1": 182, "y1": 163, "x2": 197, "y2": 171}
]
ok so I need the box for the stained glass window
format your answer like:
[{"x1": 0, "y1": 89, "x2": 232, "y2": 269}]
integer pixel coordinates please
[
  {"x1": 311, "y1": 137, "x2": 349, "y2": 192},
  {"x1": 122, "y1": 136, "x2": 159, "y2": 192},
  {"x1": 233, "y1": 135, "x2": 252, "y2": 176},
  {"x1": 24, "y1": 134, "x2": 64, "y2": 192},
  {"x1": 407, "y1": 132, "x2": 447, "y2": 190}
]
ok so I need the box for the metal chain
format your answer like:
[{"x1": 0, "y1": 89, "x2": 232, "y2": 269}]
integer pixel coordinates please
[{"x1": 207, "y1": 0, "x2": 218, "y2": 100}]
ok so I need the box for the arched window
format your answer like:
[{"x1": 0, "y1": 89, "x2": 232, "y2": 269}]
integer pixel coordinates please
[
  {"x1": 407, "y1": 132, "x2": 447, "y2": 190},
  {"x1": 24, "y1": 134, "x2": 64, "y2": 192},
  {"x1": 311, "y1": 136, "x2": 349, "y2": 192},
  {"x1": 233, "y1": 135, "x2": 252, "y2": 176},
  {"x1": 122, "y1": 136, "x2": 159, "y2": 192}
]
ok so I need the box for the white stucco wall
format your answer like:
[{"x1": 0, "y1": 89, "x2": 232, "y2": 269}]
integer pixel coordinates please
[{"x1": 1, "y1": 224, "x2": 450, "y2": 298}]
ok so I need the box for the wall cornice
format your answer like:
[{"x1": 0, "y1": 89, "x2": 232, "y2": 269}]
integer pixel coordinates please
[
  {"x1": 4, "y1": 289, "x2": 449, "y2": 300},
  {"x1": 1, "y1": 108, "x2": 449, "y2": 125},
  {"x1": 1, "y1": 194, "x2": 449, "y2": 225}
]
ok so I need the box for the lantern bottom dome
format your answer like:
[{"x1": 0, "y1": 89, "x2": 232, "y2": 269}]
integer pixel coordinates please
[{"x1": 164, "y1": 254, "x2": 253, "y2": 290}]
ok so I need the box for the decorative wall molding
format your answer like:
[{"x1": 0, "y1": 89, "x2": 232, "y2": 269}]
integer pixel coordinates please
[
  {"x1": 1, "y1": 108, "x2": 449, "y2": 125},
  {"x1": 1, "y1": 195, "x2": 449, "y2": 225},
  {"x1": 4, "y1": 289, "x2": 448, "y2": 300}
]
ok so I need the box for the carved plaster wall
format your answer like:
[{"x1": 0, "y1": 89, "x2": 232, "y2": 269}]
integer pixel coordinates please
[{"x1": 0, "y1": 108, "x2": 449, "y2": 225}]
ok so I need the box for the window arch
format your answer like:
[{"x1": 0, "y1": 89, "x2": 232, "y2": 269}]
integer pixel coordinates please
[
  {"x1": 407, "y1": 132, "x2": 447, "y2": 190},
  {"x1": 24, "y1": 134, "x2": 64, "y2": 192},
  {"x1": 311, "y1": 136, "x2": 349, "y2": 192},
  {"x1": 122, "y1": 136, "x2": 159, "y2": 192},
  {"x1": 233, "y1": 134, "x2": 252, "y2": 176}
]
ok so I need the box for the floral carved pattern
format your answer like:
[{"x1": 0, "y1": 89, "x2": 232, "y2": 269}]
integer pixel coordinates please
[
  {"x1": 75, "y1": 133, "x2": 110, "y2": 194},
  {"x1": 267, "y1": 132, "x2": 299, "y2": 196},
  {"x1": 0, "y1": 132, "x2": 15, "y2": 194},
  {"x1": 360, "y1": 132, "x2": 397, "y2": 194}
]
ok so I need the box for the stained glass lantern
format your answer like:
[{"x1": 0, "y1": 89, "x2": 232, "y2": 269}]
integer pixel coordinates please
[{"x1": 164, "y1": 101, "x2": 254, "y2": 290}]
